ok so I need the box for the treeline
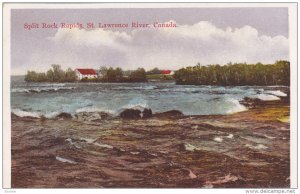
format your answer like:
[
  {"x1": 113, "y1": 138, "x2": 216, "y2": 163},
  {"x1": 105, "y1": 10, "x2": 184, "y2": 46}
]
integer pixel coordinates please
[
  {"x1": 25, "y1": 65, "x2": 147, "y2": 83},
  {"x1": 25, "y1": 65, "x2": 77, "y2": 82},
  {"x1": 173, "y1": 60, "x2": 290, "y2": 86},
  {"x1": 146, "y1": 68, "x2": 161, "y2": 75},
  {"x1": 97, "y1": 67, "x2": 147, "y2": 82}
]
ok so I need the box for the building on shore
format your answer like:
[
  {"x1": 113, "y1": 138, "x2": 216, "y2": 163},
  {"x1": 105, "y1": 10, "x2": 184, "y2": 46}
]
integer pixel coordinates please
[
  {"x1": 160, "y1": 70, "x2": 174, "y2": 75},
  {"x1": 75, "y1": 68, "x2": 98, "y2": 80}
]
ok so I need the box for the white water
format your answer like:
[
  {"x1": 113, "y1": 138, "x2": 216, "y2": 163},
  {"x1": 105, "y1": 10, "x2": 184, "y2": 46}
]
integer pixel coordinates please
[
  {"x1": 225, "y1": 99, "x2": 248, "y2": 114},
  {"x1": 11, "y1": 77, "x2": 288, "y2": 117},
  {"x1": 213, "y1": 137, "x2": 223, "y2": 143},
  {"x1": 12, "y1": 108, "x2": 41, "y2": 118},
  {"x1": 226, "y1": 134, "x2": 234, "y2": 139},
  {"x1": 265, "y1": 90, "x2": 287, "y2": 97},
  {"x1": 12, "y1": 86, "x2": 75, "y2": 93},
  {"x1": 184, "y1": 143, "x2": 200, "y2": 151},
  {"x1": 94, "y1": 142, "x2": 114, "y2": 149},
  {"x1": 245, "y1": 144, "x2": 268, "y2": 150},
  {"x1": 250, "y1": 94, "x2": 280, "y2": 101},
  {"x1": 55, "y1": 156, "x2": 77, "y2": 164}
]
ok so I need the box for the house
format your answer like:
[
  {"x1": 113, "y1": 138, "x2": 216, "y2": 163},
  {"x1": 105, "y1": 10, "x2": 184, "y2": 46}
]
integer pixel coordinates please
[
  {"x1": 160, "y1": 70, "x2": 174, "y2": 75},
  {"x1": 75, "y1": 68, "x2": 98, "y2": 80}
]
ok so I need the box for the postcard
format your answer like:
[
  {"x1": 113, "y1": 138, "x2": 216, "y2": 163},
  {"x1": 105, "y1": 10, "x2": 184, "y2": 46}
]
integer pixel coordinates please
[{"x1": 2, "y1": 3, "x2": 298, "y2": 189}]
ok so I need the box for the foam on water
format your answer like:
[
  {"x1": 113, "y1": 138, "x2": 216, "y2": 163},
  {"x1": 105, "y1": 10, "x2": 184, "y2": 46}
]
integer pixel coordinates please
[
  {"x1": 250, "y1": 94, "x2": 280, "y2": 101},
  {"x1": 265, "y1": 90, "x2": 287, "y2": 97},
  {"x1": 44, "y1": 111, "x2": 61, "y2": 119},
  {"x1": 94, "y1": 142, "x2": 113, "y2": 149},
  {"x1": 184, "y1": 143, "x2": 199, "y2": 151},
  {"x1": 80, "y1": 138, "x2": 95, "y2": 144},
  {"x1": 114, "y1": 85, "x2": 157, "y2": 90},
  {"x1": 11, "y1": 88, "x2": 30, "y2": 93},
  {"x1": 213, "y1": 137, "x2": 223, "y2": 143},
  {"x1": 120, "y1": 97, "x2": 149, "y2": 111},
  {"x1": 28, "y1": 83, "x2": 66, "y2": 87},
  {"x1": 245, "y1": 144, "x2": 268, "y2": 150},
  {"x1": 12, "y1": 86, "x2": 75, "y2": 93},
  {"x1": 75, "y1": 97, "x2": 149, "y2": 116},
  {"x1": 225, "y1": 99, "x2": 248, "y2": 114},
  {"x1": 75, "y1": 107, "x2": 116, "y2": 115},
  {"x1": 56, "y1": 156, "x2": 77, "y2": 164},
  {"x1": 264, "y1": 135, "x2": 276, "y2": 139},
  {"x1": 11, "y1": 79, "x2": 288, "y2": 117},
  {"x1": 12, "y1": 108, "x2": 41, "y2": 118},
  {"x1": 130, "y1": 151, "x2": 140, "y2": 155},
  {"x1": 226, "y1": 134, "x2": 234, "y2": 139}
]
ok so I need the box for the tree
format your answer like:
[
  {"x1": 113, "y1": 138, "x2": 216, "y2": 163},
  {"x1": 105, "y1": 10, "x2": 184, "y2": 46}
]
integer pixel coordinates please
[
  {"x1": 103, "y1": 67, "x2": 125, "y2": 82},
  {"x1": 173, "y1": 61, "x2": 290, "y2": 86},
  {"x1": 52, "y1": 64, "x2": 65, "y2": 82},
  {"x1": 146, "y1": 68, "x2": 161, "y2": 75},
  {"x1": 25, "y1": 71, "x2": 47, "y2": 82},
  {"x1": 46, "y1": 69, "x2": 54, "y2": 82},
  {"x1": 129, "y1": 68, "x2": 147, "y2": 82},
  {"x1": 25, "y1": 71, "x2": 38, "y2": 82},
  {"x1": 65, "y1": 68, "x2": 77, "y2": 82},
  {"x1": 115, "y1": 67, "x2": 123, "y2": 82},
  {"x1": 25, "y1": 65, "x2": 76, "y2": 82},
  {"x1": 99, "y1": 66, "x2": 108, "y2": 81}
]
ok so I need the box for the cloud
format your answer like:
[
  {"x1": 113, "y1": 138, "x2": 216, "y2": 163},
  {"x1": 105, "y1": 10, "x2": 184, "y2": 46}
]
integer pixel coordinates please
[
  {"x1": 49, "y1": 27, "x2": 131, "y2": 50},
  {"x1": 25, "y1": 20, "x2": 289, "y2": 73}
]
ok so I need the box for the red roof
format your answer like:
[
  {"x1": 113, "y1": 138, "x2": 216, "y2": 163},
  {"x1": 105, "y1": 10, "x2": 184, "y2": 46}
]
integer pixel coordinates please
[
  {"x1": 76, "y1": 69, "x2": 97, "y2": 75},
  {"x1": 160, "y1": 70, "x2": 172, "y2": 75}
]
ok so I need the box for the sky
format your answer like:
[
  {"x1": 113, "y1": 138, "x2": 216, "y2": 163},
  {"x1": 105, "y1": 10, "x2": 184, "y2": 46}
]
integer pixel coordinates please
[{"x1": 11, "y1": 7, "x2": 289, "y2": 75}]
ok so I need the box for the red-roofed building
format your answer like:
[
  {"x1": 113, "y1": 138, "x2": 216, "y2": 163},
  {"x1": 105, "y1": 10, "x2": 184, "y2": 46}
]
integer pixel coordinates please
[
  {"x1": 75, "y1": 68, "x2": 98, "y2": 80},
  {"x1": 160, "y1": 70, "x2": 174, "y2": 75}
]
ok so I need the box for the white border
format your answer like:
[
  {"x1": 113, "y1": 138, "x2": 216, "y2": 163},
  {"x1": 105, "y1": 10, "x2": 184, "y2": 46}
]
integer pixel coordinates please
[
  {"x1": 3, "y1": 3, "x2": 11, "y2": 189},
  {"x1": 289, "y1": 4, "x2": 298, "y2": 189},
  {"x1": 2, "y1": 2, "x2": 298, "y2": 190},
  {"x1": 2, "y1": 2, "x2": 298, "y2": 9}
]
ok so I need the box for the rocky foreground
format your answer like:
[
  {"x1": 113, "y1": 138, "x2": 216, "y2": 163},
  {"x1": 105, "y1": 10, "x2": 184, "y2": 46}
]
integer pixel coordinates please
[{"x1": 11, "y1": 99, "x2": 290, "y2": 188}]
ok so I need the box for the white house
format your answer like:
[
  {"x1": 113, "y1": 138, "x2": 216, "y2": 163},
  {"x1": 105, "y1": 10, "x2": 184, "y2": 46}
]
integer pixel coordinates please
[{"x1": 75, "y1": 69, "x2": 98, "y2": 80}]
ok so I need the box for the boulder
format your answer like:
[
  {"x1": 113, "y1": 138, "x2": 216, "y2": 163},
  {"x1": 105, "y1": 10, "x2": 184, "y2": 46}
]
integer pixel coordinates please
[
  {"x1": 142, "y1": 108, "x2": 152, "y2": 118},
  {"x1": 119, "y1": 109, "x2": 141, "y2": 119},
  {"x1": 56, "y1": 112, "x2": 72, "y2": 119},
  {"x1": 11, "y1": 112, "x2": 19, "y2": 119},
  {"x1": 99, "y1": 112, "x2": 112, "y2": 120}
]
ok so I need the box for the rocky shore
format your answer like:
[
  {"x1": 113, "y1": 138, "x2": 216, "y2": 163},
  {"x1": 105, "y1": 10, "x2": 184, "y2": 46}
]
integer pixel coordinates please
[{"x1": 11, "y1": 97, "x2": 290, "y2": 188}]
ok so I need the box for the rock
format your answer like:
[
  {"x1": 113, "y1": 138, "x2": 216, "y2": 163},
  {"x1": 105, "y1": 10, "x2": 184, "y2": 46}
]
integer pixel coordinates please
[
  {"x1": 11, "y1": 113, "x2": 19, "y2": 119},
  {"x1": 99, "y1": 112, "x2": 112, "y2": 120},
  {"x1": 142, "y1": 108, "x2": 152, "y2": 118},
  {"x1": 119, "y1": 109, "x2": 141, "y2": 119},
  {"x1": 153, "y1": 110, "x2": 183, "y2": 118},
  {"x1": 40, "y1": 115, "x2": 47, "y2": 121},
  {"x1": 56, "y1": 112, "x2": 72, "y2": 119},
  {"x1": 240, "y1": 97, "x2": 263, "y2": 108}
]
